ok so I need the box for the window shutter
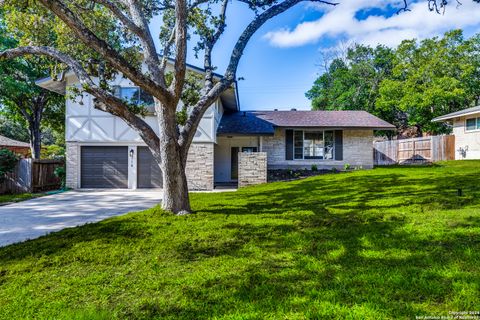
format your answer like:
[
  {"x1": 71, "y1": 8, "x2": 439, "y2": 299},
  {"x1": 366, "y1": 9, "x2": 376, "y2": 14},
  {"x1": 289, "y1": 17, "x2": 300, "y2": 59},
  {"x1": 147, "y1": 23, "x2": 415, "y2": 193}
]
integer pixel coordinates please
[
  {"x1": 335, "y1": 130, "x2": 343, "y2": 161},
  {"x1": 285, "y1": 129, "x2": 293, "y2": 160}
]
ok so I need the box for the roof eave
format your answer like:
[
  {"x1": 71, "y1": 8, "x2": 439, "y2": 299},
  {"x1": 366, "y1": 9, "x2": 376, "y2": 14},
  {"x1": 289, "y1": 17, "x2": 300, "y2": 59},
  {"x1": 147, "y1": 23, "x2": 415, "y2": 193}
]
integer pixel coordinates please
[
  {"x1": 35, "y1": 64, "x2": 239, "y2": 110},
  {"x1": 432, "y1": 108, "x2": 480, "y2": 122},
  {"x1": 274, "y1": 125, "x2": 396, "y2": 130},
  {"x1": 217, "y1": 132, "x2": 275, "y2": 136}
]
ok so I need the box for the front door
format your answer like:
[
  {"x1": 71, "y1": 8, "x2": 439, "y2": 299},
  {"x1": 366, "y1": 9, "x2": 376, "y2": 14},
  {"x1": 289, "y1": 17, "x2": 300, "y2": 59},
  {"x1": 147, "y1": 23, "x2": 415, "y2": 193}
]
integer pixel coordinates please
[{"x1": 231, "y1": 147, "x2": 239, "y2": 180}]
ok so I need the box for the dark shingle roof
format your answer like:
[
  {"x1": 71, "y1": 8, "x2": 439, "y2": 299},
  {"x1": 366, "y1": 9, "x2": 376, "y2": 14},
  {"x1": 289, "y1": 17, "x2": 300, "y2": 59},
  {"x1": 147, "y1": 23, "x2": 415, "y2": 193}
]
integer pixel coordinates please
[
  {"x1": 217, "y1": 112, "x2": 275, "y2": 136},
  {"x1": 217, "y1": 110, "x2": 395, "y2": 135},
  {"x1": 432, "y1": 106, "x2": 480, "y2": 122},
  {"x1": 0, "y1": 135, "x2": 30, "y2": 147}
]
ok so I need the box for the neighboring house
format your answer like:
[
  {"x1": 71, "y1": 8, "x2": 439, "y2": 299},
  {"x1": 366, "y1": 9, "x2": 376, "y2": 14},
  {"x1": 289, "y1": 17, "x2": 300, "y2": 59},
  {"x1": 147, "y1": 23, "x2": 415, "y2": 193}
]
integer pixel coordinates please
[
  {"x1": 433, "y1": 105, "x2": 480, "y2": 160},
  {"x1": 37, "y1": 62, "x2": 395, "y2": 191},
  {"x1": 0, "y1": 135, "x2": 30, "y2": 157}
]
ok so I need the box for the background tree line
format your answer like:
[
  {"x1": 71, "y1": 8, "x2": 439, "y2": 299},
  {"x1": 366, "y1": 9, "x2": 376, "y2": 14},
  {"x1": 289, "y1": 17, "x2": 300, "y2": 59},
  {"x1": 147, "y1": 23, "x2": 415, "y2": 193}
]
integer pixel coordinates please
[{"x1": 306, "y1": 30, "x2": 480, "y2": 138}]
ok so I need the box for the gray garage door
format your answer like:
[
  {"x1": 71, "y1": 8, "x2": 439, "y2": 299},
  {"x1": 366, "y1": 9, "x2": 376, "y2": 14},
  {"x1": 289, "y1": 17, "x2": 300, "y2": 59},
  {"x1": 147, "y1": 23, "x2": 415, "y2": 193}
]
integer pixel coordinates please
[
  {"x1": 137, "y1": 147, "x2": 163, "y2": 188},
  {"x1": 81, "y1": 146, "x2": 128, "y2": 188}
]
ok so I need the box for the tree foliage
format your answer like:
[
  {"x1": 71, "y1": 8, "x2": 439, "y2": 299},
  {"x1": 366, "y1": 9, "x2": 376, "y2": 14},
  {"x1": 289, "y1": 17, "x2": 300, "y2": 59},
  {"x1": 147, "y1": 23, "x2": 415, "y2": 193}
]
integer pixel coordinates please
[
  {"x1": 307, "y1": 30, "x2": 480, "y2": 137},
  {"x1": 0, "y1": 148, "x2": 19, "y2": 181},
  {"x1": 0, "y1": 17, "x2": 65, "y2": 158}
]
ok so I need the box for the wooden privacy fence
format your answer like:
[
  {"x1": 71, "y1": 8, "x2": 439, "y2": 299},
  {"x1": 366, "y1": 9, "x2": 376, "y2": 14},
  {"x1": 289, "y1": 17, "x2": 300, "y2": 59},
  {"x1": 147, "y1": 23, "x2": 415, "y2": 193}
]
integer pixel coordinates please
[
  {"x1": 31, "y1": 160, "x2": 64, "y2": 192},
  {"x1": 0, "y1": 159, "x2": 64, "y2": 194},
  {"x1": 374, "y1": 135, "x2": 455, "y2": 165}
]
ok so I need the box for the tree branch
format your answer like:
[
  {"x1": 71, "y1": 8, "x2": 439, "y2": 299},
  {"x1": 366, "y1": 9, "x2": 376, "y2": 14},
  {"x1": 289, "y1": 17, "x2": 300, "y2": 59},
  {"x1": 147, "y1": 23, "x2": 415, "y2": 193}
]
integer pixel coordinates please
[
  {"x1": 204, "y1": 0, "x2": 228, "y2": 91},
  {"x1": 37, "y1": 0, "x2": 172, "y2": 104},
  {"x1": 160, "y1": 28, "x2": 176, "y2": 73},
  {"x1": 170, "y1": 0, "x2": 188, "y2": 104},
  {"x1": 179, "y1": 0, "x2": 338, "y2": 153},
  {"x1": 396, "y1": 0, "x2": 411, "y2": 14},
  {"x1": 124, "y1": 0, "x2": 164, "y2": 85},
  {"x1": 92, "y1": 0, "x2": 144, "y2": 36},
  {"x1": 0, "y1": 46, "x2": 160, "y2": 153},
  {"x1": 224, "y1": 0, "x2": 338, "y2": 82}
]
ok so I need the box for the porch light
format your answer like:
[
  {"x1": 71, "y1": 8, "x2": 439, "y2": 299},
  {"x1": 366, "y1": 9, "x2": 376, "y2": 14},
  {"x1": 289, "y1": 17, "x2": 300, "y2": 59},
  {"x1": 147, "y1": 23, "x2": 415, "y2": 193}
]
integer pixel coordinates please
[{"x1": 129, "y1": 149, "x2": 134, "y2": 158}]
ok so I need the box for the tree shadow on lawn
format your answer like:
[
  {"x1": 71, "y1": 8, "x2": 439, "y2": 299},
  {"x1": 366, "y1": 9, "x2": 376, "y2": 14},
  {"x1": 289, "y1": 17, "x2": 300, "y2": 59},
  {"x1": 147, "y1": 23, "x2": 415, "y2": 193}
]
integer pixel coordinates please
[
  {"x1": 157, "y1": 211, "x2": 480, "y2": 319},
  {"x1": 202, "y1": 170, "x2": 480, "y2": 217},
  {"x1": 0, "y1": 212, "x2": 160, "y2": 263},
  {"x1": 159, "y1": 171, "x2": 480, "y2": 319},
  {"x1": 0, "y1": 167, "x2": 479, "y2": 319}
]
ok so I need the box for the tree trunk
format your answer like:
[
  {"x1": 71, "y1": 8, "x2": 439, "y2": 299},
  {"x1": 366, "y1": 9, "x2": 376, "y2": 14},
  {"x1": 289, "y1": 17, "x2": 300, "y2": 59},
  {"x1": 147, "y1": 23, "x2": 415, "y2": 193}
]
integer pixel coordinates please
[
  {"x1": 159, "y1": 149, "x2": 191, "y2": 214},
  {"x1": 155, "y1": 102, "x2": 191, "y2": 214},
  {"x1": 29, "y1": 120, "x2": 42, "y2": 159}
]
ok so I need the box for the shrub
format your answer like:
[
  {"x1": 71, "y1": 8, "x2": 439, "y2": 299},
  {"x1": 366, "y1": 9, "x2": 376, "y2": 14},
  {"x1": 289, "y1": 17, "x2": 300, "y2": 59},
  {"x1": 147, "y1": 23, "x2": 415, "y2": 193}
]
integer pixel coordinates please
[
  {"x1": 344, "y1": 163, "x2": 351, "y2": 171},
  {"x1": 54, "y1": 166, "x2": 67, "y2": 190},
  {"x1": 0, "y1": 149, "x2": 19, "y2": 181},
  {"x1": 41, "y1": 145, "x2": 65, "y2": 160},
  {"x1": 311, "y1": 164, "x2": 318, "y2": 171}
]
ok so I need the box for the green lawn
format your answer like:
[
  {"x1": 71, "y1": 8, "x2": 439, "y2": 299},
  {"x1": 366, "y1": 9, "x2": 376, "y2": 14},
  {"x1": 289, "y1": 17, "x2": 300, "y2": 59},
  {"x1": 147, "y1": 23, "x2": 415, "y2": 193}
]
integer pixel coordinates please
[
  {"x1": 0, "y1": 193, "x2": 43, "y2": 205},
  {"x1": 1, "y1": 161, "x2": 480, "y2": 319}
]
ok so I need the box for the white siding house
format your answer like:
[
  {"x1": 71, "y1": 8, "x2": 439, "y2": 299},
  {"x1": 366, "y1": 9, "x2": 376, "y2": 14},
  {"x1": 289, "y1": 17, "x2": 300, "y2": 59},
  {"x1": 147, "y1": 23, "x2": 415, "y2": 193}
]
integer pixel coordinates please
[{"x1": 433, "y1": 106, "x2": 480, "y2": 160}]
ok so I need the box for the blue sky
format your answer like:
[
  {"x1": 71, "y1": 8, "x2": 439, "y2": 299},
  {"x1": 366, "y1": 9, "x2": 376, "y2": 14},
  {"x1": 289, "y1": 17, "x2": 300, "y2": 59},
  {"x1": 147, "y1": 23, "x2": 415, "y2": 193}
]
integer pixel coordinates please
[{"x1": 152, "y1": 1, "x2": 480, "y2": 111}]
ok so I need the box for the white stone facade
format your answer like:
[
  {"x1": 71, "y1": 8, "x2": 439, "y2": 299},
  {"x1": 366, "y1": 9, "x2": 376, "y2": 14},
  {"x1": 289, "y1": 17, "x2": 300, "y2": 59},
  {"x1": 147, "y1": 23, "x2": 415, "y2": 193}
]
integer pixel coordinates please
[
  {"x1": 238, "y1": 152, "x2": 267, "y2": 187},
  {"x1": 65, "y1": 143, "x2": 79, "y2": 189},
  {"x1": 186, "y1": 143, "x2": 214, "y2": 190}
]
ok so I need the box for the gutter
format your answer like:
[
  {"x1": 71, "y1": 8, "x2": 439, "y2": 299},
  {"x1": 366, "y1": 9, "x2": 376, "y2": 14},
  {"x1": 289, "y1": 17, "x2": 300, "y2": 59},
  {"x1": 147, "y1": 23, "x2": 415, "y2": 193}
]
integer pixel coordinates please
[{"x1": 234, "y1": 80, "x2": 241, "y2": 111}]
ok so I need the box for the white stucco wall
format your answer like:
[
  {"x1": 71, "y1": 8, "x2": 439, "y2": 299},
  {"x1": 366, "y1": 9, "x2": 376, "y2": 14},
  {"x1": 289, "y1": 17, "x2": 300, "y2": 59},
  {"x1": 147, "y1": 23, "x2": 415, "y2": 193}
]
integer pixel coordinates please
[
  {"x1": 65, "y1": 74, "x2": 222, "y2": 144},
  {"x1": 452, "y1": 116, "x2": 480, "y2": 159},
  {"x1": 214, "y1": 136, "x2": 261, "y2": 182}
]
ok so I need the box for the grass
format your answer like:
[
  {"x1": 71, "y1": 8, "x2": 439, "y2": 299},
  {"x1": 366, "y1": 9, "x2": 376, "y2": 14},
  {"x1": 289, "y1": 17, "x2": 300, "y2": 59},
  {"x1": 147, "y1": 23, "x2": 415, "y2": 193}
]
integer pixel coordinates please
[
  {"x1": 0, "y1": 192, "x2": 44, "y2": 205},
  {"x1": 1, "y1": 161, "x2": 480, "y2": 319}
]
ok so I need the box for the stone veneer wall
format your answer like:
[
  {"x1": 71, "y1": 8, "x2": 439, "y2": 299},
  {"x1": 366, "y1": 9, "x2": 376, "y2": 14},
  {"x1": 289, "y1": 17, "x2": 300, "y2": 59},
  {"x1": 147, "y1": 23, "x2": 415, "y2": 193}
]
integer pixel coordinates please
[
  {"x1": 65, "y1": 142, "x2": 214, "y2": 190},
  {"x1": 238, "y1": 152, "x2": 267, "y2": 188},
  {"x1": 262, "y1": 128, "x2": 374, "y2": 169},
  {"x1": 185, "y1": 142, "x2": 214, "y2": 190},
  {"x1": 66, "y1": 142, "x2": 79, "y2": 189}
]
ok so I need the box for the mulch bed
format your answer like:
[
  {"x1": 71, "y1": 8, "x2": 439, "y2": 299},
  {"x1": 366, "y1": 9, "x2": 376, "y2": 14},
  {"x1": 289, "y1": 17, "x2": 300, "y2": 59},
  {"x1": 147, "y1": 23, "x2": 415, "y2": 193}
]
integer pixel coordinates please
[{"x1": 267, "y1": 169, "x2": 341, "y2": 182}]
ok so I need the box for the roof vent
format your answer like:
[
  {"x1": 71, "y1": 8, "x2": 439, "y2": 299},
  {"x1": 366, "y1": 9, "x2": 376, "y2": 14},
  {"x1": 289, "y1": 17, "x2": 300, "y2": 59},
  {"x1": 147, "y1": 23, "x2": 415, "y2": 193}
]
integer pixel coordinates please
[
  {"x1": 243, "y1": 111, "x2": 246, "y2": 117},
  {"x1": 274, "y1": 108, "x2": 278, "y2": 111},
  {"x1": 291, "y1": 108, "x2": 297, "y2": 111}
]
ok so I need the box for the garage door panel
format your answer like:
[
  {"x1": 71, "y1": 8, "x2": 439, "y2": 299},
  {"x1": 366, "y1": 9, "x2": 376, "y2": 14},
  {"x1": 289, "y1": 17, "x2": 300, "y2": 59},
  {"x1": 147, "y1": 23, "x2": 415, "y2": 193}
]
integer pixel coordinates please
[
  {"x1": 137, "y1": 147, "x2": 162, "y2": 188},
  {"x1": 81, "y1": 146, "x2": 128, "y2": 188}
]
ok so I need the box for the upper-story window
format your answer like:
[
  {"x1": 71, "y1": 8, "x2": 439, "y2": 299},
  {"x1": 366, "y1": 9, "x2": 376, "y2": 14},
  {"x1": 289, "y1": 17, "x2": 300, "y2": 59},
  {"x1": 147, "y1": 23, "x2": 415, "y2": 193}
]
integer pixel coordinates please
[
  {"x1": 114, "y1": 87, "x2": 154, "y2": 106},
  {"x1": 465, "y1": 117, "x2": 480, "y2": 131}
]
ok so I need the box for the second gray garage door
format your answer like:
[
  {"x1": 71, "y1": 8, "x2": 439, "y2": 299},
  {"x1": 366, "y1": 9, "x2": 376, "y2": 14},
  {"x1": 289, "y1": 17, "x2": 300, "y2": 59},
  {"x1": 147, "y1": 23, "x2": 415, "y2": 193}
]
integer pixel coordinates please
[
  {"x1": 81, "y1": 146, "x2": 128, "y2": 188},
  {"x1": 137, "y1": 147, "x2": 163, "y2": 188}
]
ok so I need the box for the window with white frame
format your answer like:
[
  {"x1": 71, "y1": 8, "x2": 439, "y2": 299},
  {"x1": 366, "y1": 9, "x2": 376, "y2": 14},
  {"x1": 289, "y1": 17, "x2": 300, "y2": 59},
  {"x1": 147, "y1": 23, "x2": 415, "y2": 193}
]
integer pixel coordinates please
[
  {"x1": 114, "y1": 87, "x2": 154, "y2": 106},
  {"x1": 293, "y1": 130, "x2": 335, "y2": 160},
  {"x1": 466, "y1": 117, "x2": 480, "y2": 131}
]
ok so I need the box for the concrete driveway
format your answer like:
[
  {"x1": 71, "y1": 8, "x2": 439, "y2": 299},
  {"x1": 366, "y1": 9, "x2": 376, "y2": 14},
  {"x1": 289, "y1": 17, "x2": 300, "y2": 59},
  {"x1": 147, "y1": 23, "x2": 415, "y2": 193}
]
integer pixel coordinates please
[{"x1": 0, "y1": 190, "x2": 163, "y2": 247}]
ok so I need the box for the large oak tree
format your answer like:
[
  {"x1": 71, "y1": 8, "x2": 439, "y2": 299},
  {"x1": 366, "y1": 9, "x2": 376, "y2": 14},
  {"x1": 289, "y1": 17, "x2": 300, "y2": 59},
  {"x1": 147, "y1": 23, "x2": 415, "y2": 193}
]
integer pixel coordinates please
[{"x1": 0, "y1": 0, "x2": 475, "y2": 213}]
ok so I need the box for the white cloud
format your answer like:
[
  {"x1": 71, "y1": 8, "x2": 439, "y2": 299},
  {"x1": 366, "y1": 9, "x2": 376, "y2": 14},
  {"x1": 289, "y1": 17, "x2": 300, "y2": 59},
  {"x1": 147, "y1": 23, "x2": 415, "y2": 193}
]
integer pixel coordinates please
[{"x1": 264, "y1": 0, "x2": 480, "y2": 48}]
